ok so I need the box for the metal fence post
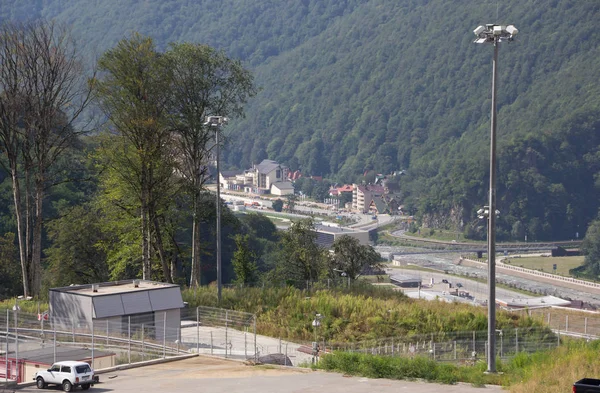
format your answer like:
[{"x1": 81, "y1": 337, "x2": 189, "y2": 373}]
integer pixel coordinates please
[
  {"x1": 225, "y1": 311, "x2": 229, "y2": 358},
  {"x1": 565, "y1": 315, "x2": 569, "y2": 332},
  {"x1": 163, "y1": 311, "x2": 167, "y2": 358},
  {"x1": 128, "y1": 316, "x2": 131, "y2": 364},
  {"x1": 279, "y1": 337, "x2": 281, "y2": 353},
  {"x1": 245, "y1": 332, "x2": 247, "y2": 358},
  {"x1": 210, "y1": 331, "x2": 213, "y2": 355},
  {"x1": 585, "y1": 317, "x2": 588, "y2": 335},
  {"x1": 141, "y1": 323, "x2": 145, "y2": 361},
  {"x1": 472, "y1": 331, "x2": 475, "y2": 353},
  {"x1": 285, "y1": 344, "x2": 288, "y2": 366},
  {"x1": 72, "y1": 317, "x2": 75, "y2": 343},
  {"x1": 5, "y1": 310, "x2": 8, "y2": 382},
  {"x1": 515, "y1": 328, "x2": 518, "y2": 353},
  {"x1": 196, "y1": 307, "x2": 200, "y2": 354},
  {"x1": 91, "y1": 317, "x2": 95, "y2": 369},
  {"x1": 454, "y1": 340, "x2": 457, "y2": 360},
  {"x1": 53, "y1": 322, "x2": 57, "y2": 364},
  {"x1": 253, "y1": 315, "x2": 257, "y2": 362},
  {"x1": 106, "y1": 320, "x2": 109, "y2": 346}
]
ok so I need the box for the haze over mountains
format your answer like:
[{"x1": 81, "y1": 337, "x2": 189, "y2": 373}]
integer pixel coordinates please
[{"x1": 1, "y1": 0, "x2": 599, "y2": 240}]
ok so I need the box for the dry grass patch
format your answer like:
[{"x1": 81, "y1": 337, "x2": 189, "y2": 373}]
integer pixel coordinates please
[{"x1": 503, "y1": 255, "x2": 584, "y2": 276}]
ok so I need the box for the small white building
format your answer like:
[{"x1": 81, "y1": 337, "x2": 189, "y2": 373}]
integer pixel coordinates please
[
  {"x1": 271, "y1": 181, "x2": 295, "y2": 196},
  {"x1": 49, "y1": 280, "x2": 184, "y2": 343}
]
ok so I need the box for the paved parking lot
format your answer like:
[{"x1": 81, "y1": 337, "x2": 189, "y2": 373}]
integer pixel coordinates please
[{"x1": 16, "y1": 356, "x2": 503, "y2": 393}]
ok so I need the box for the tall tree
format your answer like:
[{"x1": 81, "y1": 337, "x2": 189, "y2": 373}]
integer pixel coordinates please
[
  {"x1": 330, "y1": 235, "x2": 380, "y2": 280},
  {"x1": 231, "y1": 233, "x2": 257, "y2": 285},
  {"x1": 280, "y1": 218, "x2": 327, "y2": 283},
  {"x1": 0, "y1": 20, "x2": 92, "y2": 297},
  {"x1": 45, "y1": 203, "x2": 109, "y2": 288},
  {"x1": 93, "y1": 34, "x2": 176, "y2": 281},
  {"x1": 164, "y1": 42, "x2": 256, "y2": 287},
  {"x1": 572, "y1": 216, "x2": 600, "y2": 279},
  {"x1": 0, "y1": 232, "x2": 20, "y2": 298}
]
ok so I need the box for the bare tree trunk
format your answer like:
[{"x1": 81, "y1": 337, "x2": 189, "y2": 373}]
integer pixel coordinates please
[
  {"x1": 152, "y1": 215, "x2": 171, "y2": 283},
  {"x1": 32, "y1": 179, "x2": 44, "y2": 297},
  {"x1": 10, "y1": 167, "x2": 29, "y2": 298},
  {"x1": 190, "y1": 191, "x2": 200, "y2": 287},
  {"x1": 141, "y1": 162, "x2": 150, "y2": 279}
]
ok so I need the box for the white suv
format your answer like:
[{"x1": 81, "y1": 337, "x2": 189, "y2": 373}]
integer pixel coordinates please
[{"x1": 33, "y1": 360, "x2": 98, "y2": 391}]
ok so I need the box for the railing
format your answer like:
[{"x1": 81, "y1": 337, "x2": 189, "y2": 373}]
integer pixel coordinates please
[{"x1": 2, "y1": 305, "x2": 597, "y2": 383}]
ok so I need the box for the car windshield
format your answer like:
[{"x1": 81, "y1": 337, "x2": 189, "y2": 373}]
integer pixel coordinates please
[{"x1": 75, "y1": 365, "x2": 91, "y2": 374}]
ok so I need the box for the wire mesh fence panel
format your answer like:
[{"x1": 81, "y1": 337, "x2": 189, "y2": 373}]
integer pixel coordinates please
[{"x1": 3, "y1": 307, "x2": 599, "y2": 374}]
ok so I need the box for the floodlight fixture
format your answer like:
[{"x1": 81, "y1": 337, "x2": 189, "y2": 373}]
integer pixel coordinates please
[{"x1": 473, "y1": 24, "x2": 518, "y2": 44}]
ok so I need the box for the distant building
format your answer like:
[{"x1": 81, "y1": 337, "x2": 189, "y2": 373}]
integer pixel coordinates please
[
  {"x1": 496, "y1": 295, "x2": 571, "y2": 309},
  {"x1": 314, "y1": 224, "x2": 370, "y2": 249},
  {"x1": 219, "y1": 170, "x2": 244, "y2": 190},
  {"x1": 389, "y1": 274, "x2": 422, "y2": 288},
  {"x1": 220, "y1": 159, "x2": 293, "y2": 195},
  {"x1": 271, "y1": 181, "x2": 295, "y2": 196},
  {"x1": 352, "y1": 184, "x2": 385, "y2": 213}
]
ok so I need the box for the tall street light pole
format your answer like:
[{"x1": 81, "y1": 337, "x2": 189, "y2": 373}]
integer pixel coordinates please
[
  {"x1": 473, "y1": 23, "x2": 518, "y2": 374},
  {"x1": 204, "y1": 116, "x2": 228, "y2": 303}
]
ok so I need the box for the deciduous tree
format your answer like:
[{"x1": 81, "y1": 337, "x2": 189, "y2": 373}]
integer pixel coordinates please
[
  {"x1": 164, "y1": 42, "x2": 256, "y2": 287},
  {"x1": 330, "y1": 235, "x2": 380, "y2": 280},
  {"x1": 0, "y1": 20, "x2": 92, "y2": 297}
]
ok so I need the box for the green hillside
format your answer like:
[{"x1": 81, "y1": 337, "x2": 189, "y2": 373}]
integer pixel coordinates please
[{"x1": 0, "y1": 0, "x2": 599, "y2": 240}]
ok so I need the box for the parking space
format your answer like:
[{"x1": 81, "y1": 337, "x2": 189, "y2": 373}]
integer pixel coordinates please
[{"x1": 16, "y1": 356, "x2": 502, "y2": 393}]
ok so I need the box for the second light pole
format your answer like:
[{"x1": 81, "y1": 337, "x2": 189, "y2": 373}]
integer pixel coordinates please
[
  {"x1": 473, "y1": 23, "x2": 518, "y2": 373},
  {"x1": 205, "y1": 115, "x2": 228, "y2": 303}
]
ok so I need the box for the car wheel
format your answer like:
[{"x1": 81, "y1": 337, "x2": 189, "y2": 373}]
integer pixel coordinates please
[
  {"x1": 36, "y1": 377, "x2": 46, "y2": 389},
  {"x1": 62, "y1": 380, "x2": 73, "y2": 392},
  {"x1": 82, "y1": 384, "x2": 91, "y2": 390}
]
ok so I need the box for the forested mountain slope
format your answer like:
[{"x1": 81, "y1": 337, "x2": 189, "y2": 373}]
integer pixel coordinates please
[{"x1": 1, "y1": 0, "x2": 599, "y2": 240}]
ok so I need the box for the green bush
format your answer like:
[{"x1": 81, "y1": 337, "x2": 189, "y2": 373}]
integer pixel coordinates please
[{"x1": 318, "y1": 352, "x2": 472, "y2": 384}]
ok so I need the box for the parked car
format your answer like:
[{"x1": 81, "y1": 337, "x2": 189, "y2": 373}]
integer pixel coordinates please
[
  {"x1": 573, "y1": 378, "x2": 600, "y2": 392},
  {"x1": 456, "y1": 283, "x2": 463, "y2": 288},
  {"x1": 441, "y1": 279, "x2": 449, "y2": 284},
  {"x1": 33, "y1": 360, "x2": 98, "y2": 391}
]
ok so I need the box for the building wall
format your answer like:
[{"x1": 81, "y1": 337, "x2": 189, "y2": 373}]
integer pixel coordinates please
[
  {"x1": 334, "y1": 230, "x2": 369, "y2": 246},
  {"x1": 50, "y1": 291, "x2": 94, "y2": 330},
  {"x1": 154, "y1": 308, "x2": 180, "y2": 343},
  {"x1": 271, "y1": 185, "x2": 294, "y2": 196}
]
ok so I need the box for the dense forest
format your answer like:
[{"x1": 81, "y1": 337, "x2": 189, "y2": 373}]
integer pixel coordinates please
[
  {"x1": 1, "y1": 0, "x2": 600, "y2": 294},
  {"x1": 0, "y1": 0, "x2": 598, "y2": 240}
]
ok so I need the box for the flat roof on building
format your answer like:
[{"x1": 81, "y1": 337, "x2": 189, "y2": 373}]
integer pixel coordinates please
[
  {"x1": 8, "y1": 346, "x2": 114, "y2": 366},
  {"x1": 497, "y1": 295, "x2": 571, "y2": 308},
  {"x1": 50, "y1": 280, "x2": 179, "y2": 297},
  {"x1": 315, "y1": 225, "x2": 367, "y2": 235}
]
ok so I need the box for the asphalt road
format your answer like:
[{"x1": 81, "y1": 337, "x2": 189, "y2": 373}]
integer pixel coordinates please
[{"x1": 15, "y1": 356, "x2": 504, "y2": 393}]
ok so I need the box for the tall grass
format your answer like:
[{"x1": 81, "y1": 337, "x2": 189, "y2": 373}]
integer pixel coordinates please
[
  {"x1": 316, "y1": 351, "x2": 504, "y2": 386},
  {"x1": 315, "y1": 338, "x2": 600, "y2": 391},
  {"x1": 503, "y1": 339, "x2": 600, "y2": 393},
  {"x1": 182, "y1": 285, "x2": 546, "y2": 343}
]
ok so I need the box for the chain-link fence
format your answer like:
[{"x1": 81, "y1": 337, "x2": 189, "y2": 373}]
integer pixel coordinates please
[
  {"x1": 0, "y1": 306, "x2": 589, "y2": 385},
  {"x1": 0, "y1": 307, "x2": 258, "y2": 383},
  {"x1": 321, "y1": 326, "x2": 559, "y2": 364},
  {"x1": 513, "y1": 308, "x2": 600, "y2": 339}
]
